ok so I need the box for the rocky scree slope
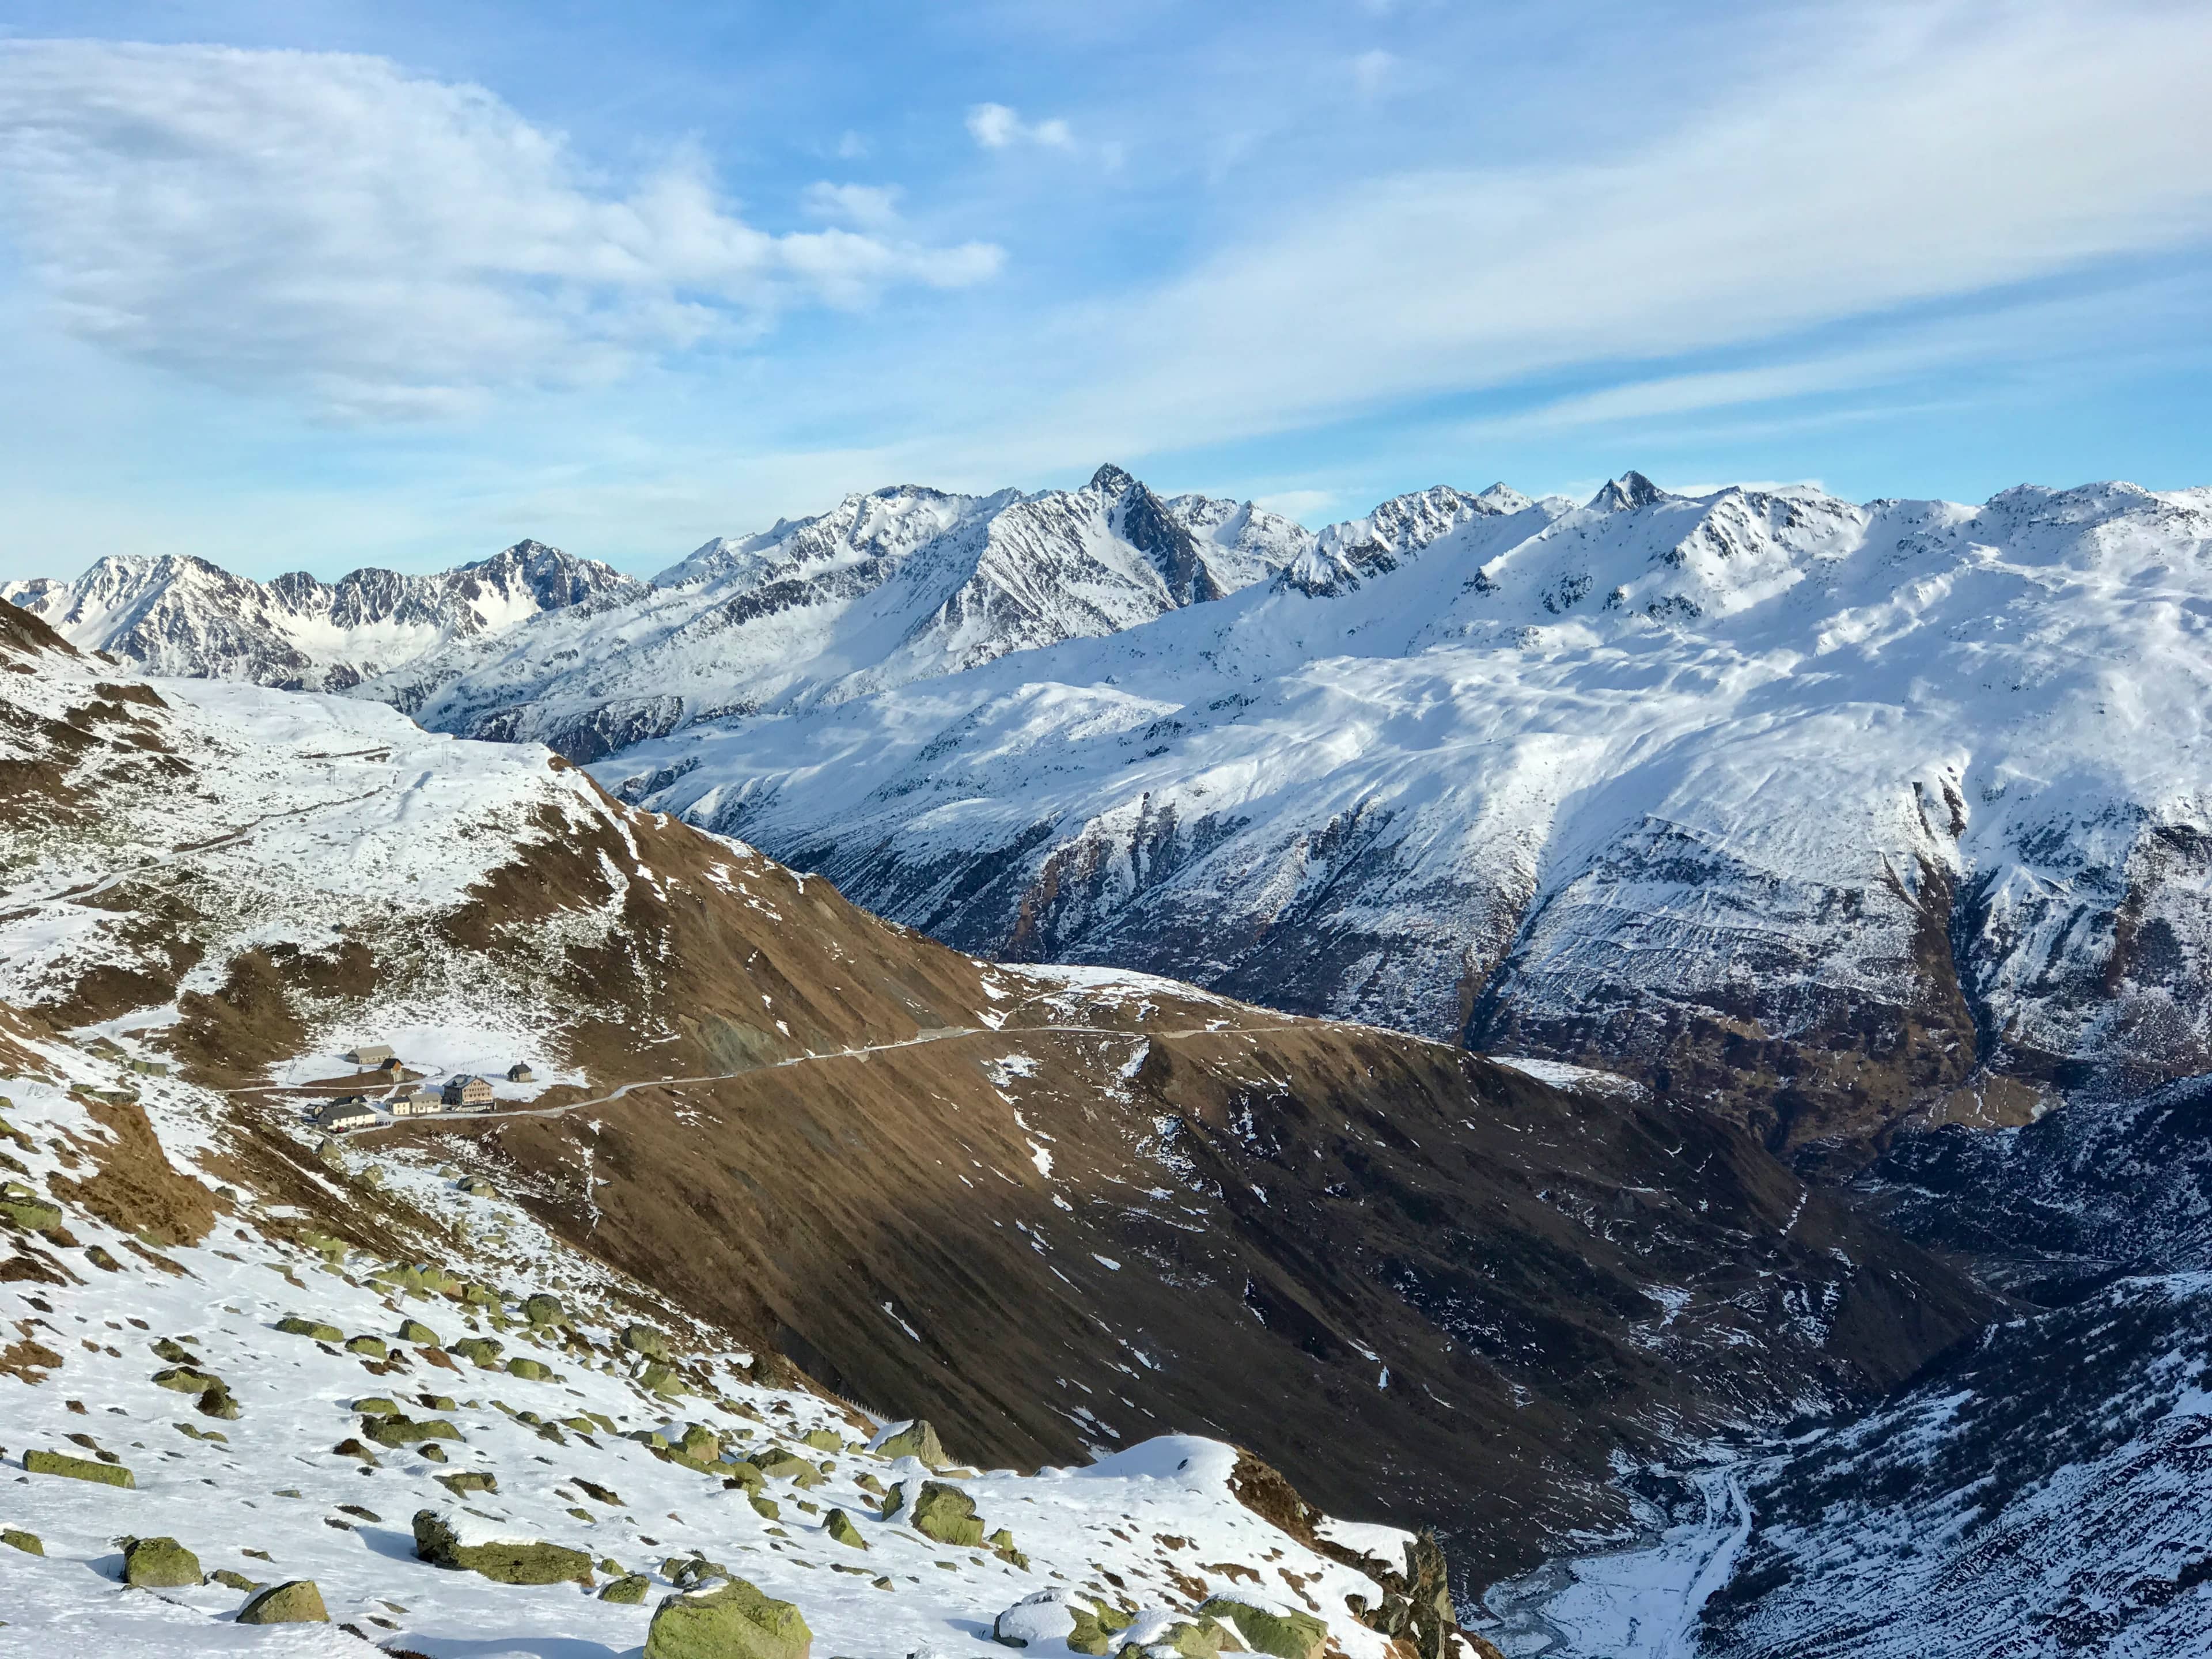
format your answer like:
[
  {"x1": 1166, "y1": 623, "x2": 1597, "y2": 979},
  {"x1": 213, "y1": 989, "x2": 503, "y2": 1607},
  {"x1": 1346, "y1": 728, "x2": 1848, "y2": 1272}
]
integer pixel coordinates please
[
  {"x1": 4, "y1": 539, "x2": 643, "y2": 692},
  {"x1": 354, "y1": 464, "x2": 1310, "y2": 761},
  {"x1": 600, "y1": 473, "x2": 2212, "y2": 1171},
  {"x1": 0, "y1": 599, "x2": 1986, "y2": 1599}
]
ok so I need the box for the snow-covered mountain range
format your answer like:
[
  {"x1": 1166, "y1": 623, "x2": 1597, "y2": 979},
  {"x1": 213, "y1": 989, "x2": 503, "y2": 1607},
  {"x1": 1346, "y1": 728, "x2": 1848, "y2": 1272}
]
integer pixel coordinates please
[
  {"x1": 354, "y1": 465, "x2": 1312, "y2": 760},
  {"x1": 2, "y1": 539, "x2": 643, "y2": 691},
  {"x1": 571, "y1": 469, "x2": 2212, "y2": 1169}
]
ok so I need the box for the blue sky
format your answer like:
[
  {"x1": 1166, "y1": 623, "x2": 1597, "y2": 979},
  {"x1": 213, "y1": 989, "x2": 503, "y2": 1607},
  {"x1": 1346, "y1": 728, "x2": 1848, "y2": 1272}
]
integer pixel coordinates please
[{"x1": 2, "y1": 0, "x2": 2209, "y2": 581}]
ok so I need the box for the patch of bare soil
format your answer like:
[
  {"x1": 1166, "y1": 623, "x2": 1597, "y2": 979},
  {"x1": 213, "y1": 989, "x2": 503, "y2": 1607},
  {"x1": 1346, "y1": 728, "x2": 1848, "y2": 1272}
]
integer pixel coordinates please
[{"x1": 48, "y1": 1099, "x2": 218, "y2": 1247}]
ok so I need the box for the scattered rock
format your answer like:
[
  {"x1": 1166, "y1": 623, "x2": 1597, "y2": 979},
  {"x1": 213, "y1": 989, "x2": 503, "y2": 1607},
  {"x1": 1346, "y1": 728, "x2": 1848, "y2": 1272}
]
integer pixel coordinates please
[
  {"x1": 397, "y1": 1319, "x2": 441, "y2": 1345},
  {"x1": 644, "y1": 1575, "x2": 812, "y2": 1659},
  {"x1": 197, "y1": 1386, "x2": 241, "y2": 1419},
  {"x1": 640, "y1": 1360, "x2": 689, "y2": 1397},
  {"x1": 506, "y1": 1357, "x2": 553, "y2": 1381},
  {"x1": 412, "y1": 1509, "x2": 593, "y2": 1585},
  {"x1": 123, "y1": 1535, "x2": 202, "y2": 1588},
  {"x1": 275, "y1": 1316, "x2": 343, "y2": 1342},
  {"x1": 872, "y1": 1420, "x2": 948, "y2": 1467},
  {"x1": 450, "y1": 1336, "x2": 503, "y2": 1366},
  {"x1": 24, "y1": 1449, "x2": 134, "y2": 1487},
  {"x1": 824, "y1": 1509, "x2": 868, "y2": 1550},
  {"x1": 601, "y1": 1573, "x2": 652, "y2": 1603},
  {"x1": 801, "y1": 1429, "x2": 840, "y2": 1453},
  {"x1": 1195, "y1": 1599, "x2": 1326, "y2": 1659},
  {"x1": 523, "y1": 1292, "x2": 565, "y2": 1327},
  {"x1": 908, "y1": 1482, "x2": 984, "y2": 1548},
  {"x1": 0, "y1": 1183, "x2": 62, "y2": 1231},
  {"x1": 211, "y1": 1567, "x2": 258, "y2": 1590},
  {"x1": 151, "y1": 1365, "x2": 222, "y2": 1393},
  {"x1": 623, "y1": 1323, "x2": 669, "y2": 1358},
  {"x1": 236, "y1": 1580, "x2": 331, "y2": 1624},
  {"x1": 344, "y1": 1335, "x2": 388, "y2": 1359},
  {"x1": 352, "y1": 1396, "x2": 402, "y2": 1415},
  {"x1": 2, "y1": 1528, "x2": 43, "y2": 1555},
  {"x1": 434, "y1": 1471, "x2": 498, "y2": 1497},
  {"x1": 361, "y1": 1413, "x2": 462, "y2": 1446}
]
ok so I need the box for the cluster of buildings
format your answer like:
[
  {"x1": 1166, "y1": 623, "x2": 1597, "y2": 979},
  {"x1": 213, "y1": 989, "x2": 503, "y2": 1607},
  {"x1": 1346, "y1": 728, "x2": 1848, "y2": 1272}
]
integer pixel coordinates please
[{"x1": 303, "y1": 1046, "x2": 539, "y2": 1133}]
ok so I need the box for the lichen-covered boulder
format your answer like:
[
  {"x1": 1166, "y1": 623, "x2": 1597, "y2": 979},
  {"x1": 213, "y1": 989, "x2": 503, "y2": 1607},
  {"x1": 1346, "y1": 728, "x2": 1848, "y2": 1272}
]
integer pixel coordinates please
[
  {"x1": 123, "y1": 1535, "x2": 202, "y2": 1588},
  {"x1": 275, "y1": 1316, "x2": 343, "y2": 1342},
  {"x1": 870, "y1": 1419, "x2": 948, "y2": 1467},
  {"x1": 722, "y1": 1460, "x2": 766, "y2": 1493},
  {"x1": 450, "y1": 1335, "x2": 503, "y2": 1366},
  {"x1": 748, "y1": 1494, "x2": 781, "y2": 1521},
  {"x1": 361, "y1": 1413, "x2": 461, "y2": 1446},
  {"x1": 823, "y1": 1509, "x2": 868, "y2": 1550},
  {"x1": 640, "y1": 1360, "x2": 690, "y2": 1397},
  {"x1": 152, "y1": 1365, "x2": 223, "y2": 1393},
  {"x1": 344, "y1": 1335, "x2": 388, "y2": 1359},
  {"x1": 756, "y1": 1450, "x2": 821, "y2": 1487},
  {"x1": 908, "y1": 1481, "x2": 984, "y2": 1548},
  {"x1": 412, "y1": 1509, "x2": 593, "y2": 1585},
  {"x1": 351, "y1": 1396, "x2": 402, "y2": 1415},
  {"x1": 198, "y1": 1385, "x2": 241, "y2": 1420},
  {"x1": 236, "y1": 1579, "x2": 331, "y2": 1623},
  {"x1": 507, "y1": 1356, "x2": 554, "y2": 1381},
  {"x1": 2, "y1": 1527, "x2": 43, "y2": 1555},
  {"x1": 680, "y1": 1424, "x2": 722, "y2": 1461},
  {"x1": 460, "y1": 1281, "x2": 499, "y2": 1305},
  {"x1": 623, "y1": 1323, "x2": 669, "y2": 1358},
  {"x1": 523, "y1": 1292, "x2": 565, "y2": 1326},
  {"x1": 601, "y1": 1573, "x2": 652, "y2": 1603},
  {"x1": 987, "y1": 1527, "x2": 1031, "y2": 1570},
  {"x1": 994, "y1": 1588, "x2": 1117, "y2": 1653},
  {"x1": 398, "y1": 1318, "x2": 441, "y2": 1345},
  {"x1": 0, "y1": 1182, "x2": 62, "y2": 1231},
  {"x1": 644, "y1": 1576, "x2": 811, "y2": 1659},
  {"x1": 1195, "y1": 1599, "x2": 1326, "y2": 1659},
  {"x1": 24, "y1": 1449, "x2": 134, "y2": 1486},
  {"x1": 801, "y1": 1429, "x2": 840, "y2": 1453},
  {"x1": 434, "y1": 1470, "x2": 498, "y2": 1496}
]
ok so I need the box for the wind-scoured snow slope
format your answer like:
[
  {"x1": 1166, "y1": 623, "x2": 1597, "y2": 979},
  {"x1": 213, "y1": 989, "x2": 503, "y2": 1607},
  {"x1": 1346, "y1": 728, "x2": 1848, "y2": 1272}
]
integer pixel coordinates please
[
  {"x1": 358, "y1": 465, "x2": 1310, "y2": 762},
  {"x1": 604, "y1": 474, "x2": 2212, "y2": 1167},
  {"x1": 0, "y1": 598, "x2": 1988, "y2": 1602},
  {"x1": 3, "y1": 539, "x2": 643, "y2": 692}
]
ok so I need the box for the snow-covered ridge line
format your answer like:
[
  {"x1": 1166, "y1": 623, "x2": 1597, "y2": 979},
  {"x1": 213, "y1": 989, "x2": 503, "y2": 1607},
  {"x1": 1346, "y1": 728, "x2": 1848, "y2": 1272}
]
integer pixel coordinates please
[{"x1": 4, "y1": 539, "x2": 644, "y2": 694}]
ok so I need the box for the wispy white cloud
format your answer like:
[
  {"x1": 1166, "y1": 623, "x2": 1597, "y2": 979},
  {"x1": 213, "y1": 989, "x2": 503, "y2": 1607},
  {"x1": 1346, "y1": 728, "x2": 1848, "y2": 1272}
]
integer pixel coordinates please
[
  {"x1": 0, "y1": 41, "x2": 1002, "y2": 421},
  {"x1": 802, "y1": 181, "x2": 904, "y2": 232},
  {"x1": 965, "y1": 101, "x2": 1075, "y2": 151},
  {"x1": 1350, "y1": 48, "x2": 1394, "y2": 97},
  {"x1": 1055, "y1": 0, "x2": 2212, "y2": 457}
]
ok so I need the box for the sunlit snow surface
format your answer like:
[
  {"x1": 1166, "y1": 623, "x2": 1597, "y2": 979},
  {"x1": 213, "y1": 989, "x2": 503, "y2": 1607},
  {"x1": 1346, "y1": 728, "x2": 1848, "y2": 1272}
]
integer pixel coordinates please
[{"x1": 595, "y1": 479, "x2": 2212, "y2": 1073}]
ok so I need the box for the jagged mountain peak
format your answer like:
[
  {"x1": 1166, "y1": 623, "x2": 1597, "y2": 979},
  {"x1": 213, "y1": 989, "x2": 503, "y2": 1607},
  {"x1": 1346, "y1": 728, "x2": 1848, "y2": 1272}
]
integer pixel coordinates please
[
  {"x1": 1584, "y1": 469, "x2": 1672, "y2": 513},
  {"x1": 1088, "y1": 461, "x2": 1139, "y2": 495}
]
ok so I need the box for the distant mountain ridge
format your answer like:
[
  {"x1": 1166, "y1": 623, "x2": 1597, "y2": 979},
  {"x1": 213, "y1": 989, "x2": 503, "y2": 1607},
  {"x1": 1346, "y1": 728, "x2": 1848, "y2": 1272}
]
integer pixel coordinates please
[
  {"x1": 3, "y1": 538, "x2": 643, "y2": 691},
  {"x1": 355, "y1": 464, "x2": 1313, "y2": 760},
  {"x1": 588, "y1": 467, "x2": 2212, "y2": 1171}
]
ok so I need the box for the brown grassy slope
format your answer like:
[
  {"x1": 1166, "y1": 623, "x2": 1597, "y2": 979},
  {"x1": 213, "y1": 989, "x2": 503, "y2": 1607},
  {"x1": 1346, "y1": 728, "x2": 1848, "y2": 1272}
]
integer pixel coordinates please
[{"x1": 404, "y1": 1013, "x2": 1987, "y2": 1584}]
